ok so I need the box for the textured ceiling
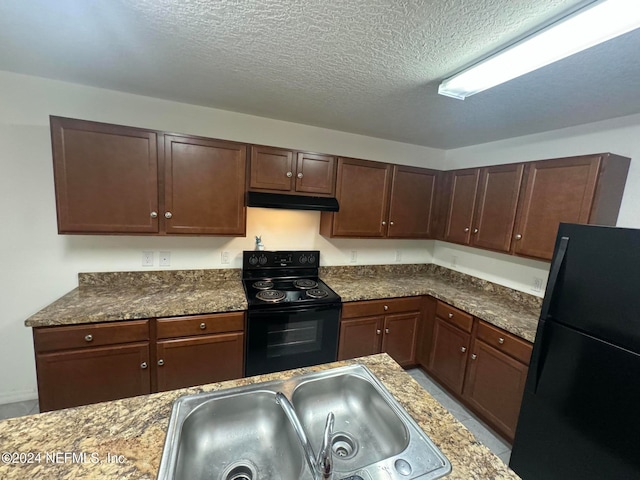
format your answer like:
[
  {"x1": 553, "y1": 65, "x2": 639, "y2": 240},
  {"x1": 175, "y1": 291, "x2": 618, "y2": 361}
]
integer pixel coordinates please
[{"x1": 1, "y1": 0, "x2": 639, "y2": 149}]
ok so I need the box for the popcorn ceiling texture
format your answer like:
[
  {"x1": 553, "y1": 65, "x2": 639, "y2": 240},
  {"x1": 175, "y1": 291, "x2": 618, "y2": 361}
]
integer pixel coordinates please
[{"x1": 3, "y1": 1, "x2": 639, "y2": 148}]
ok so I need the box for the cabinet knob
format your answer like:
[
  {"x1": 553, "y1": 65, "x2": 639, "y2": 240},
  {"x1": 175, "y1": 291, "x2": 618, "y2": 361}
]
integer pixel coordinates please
[
  {"x1": 498, "y1": 337, "x2": 505, "y2": 344},
  {"x1": 389, "y1": 221, "x2": 394, "y2": 226},
  {"x1": 448, "y1": 313, "x2": 453, "y2": 319},
  {"x1": 383, "y1": 305, "x2": 389, "y2": 311},
  {"x1": 297, "y1": 172, "x2": 303, "y2": 179},
  {"x1": 460, "y1": 346, "x2": 467, "y2": 353},
  {"x1": 464, "y1": 227, "x2": 470, "y2": 233},
  {"x1": 199, "y1": 322, "x2": 206, "y2": 330},
  {"x1": 385, "y1": 328, "x2": 390, "y2": 334},
  {"x1": 140, "y1": 362, "x2": 148, "y2": 369},
  {"x1": 286, "y1": 171, "x2": 293, "y2": 178},
  {"x1": 382, "y1": 221, "x2": 386, "y2": 226},
  {"x1": 515, "y1": 234, "x2": 522, "y2": 240},
  {"x1": 376, "y1": 329, "x2": 381, "y2": 335},
  {"x1": 473, "y1": 228, "x2": 478, "y2": 234},
  {"x1": 471, "y1": 354, "x2": 477, "y2": 360},
  {"x1": 164, "y1": 211, "x2": 173, "y2": 219},
  {"x1": 150, "y1": 211, "x2": 158, "y2": 219},
  {"x1": 157, "y1": 359, "x2": 164, "y2": 366},
  {"x1": 84, "y1": 334, "x2": 93, "y2": 342}
]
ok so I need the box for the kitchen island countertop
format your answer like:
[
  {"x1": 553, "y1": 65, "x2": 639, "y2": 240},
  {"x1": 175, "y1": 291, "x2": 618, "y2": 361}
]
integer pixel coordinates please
[{"x1": 0, "y1": 354, "x2": 520, "y2": 479}]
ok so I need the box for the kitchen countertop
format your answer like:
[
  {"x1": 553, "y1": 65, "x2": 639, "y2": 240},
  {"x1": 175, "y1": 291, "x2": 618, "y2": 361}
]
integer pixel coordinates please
[
  {"x1": 25, "y1": 264, "x2": 541, "y2": 343},
  {"x1": 0, "y1": 354, "x2": 520, "y2": 479}
]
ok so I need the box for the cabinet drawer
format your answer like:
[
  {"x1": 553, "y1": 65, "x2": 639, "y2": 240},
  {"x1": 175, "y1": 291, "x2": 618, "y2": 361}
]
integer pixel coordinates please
[
  {"x1": 342, "y1": 297, "x2": 421, "y2": 319},
  {"x1": 34, "y1": 320, "x2": 149, "y2": 353},
  {"x1": 436, "y1": 301, "x2": 473, "y2": 333},
  {"x1": 156, "y1": 312, "x2": 244, "y2": 339},
  {"x1": 476, "y1": 321, "x2": 532, "y2": 364}
]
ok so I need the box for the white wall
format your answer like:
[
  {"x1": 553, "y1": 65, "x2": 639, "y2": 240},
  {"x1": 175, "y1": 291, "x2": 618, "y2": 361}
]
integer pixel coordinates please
[
  {"x1": 0, "y1": 71, "x2": 441, "y2": 403},
  {"x1": 432, "y1": 113, "x2": 640, "y2": 294}
]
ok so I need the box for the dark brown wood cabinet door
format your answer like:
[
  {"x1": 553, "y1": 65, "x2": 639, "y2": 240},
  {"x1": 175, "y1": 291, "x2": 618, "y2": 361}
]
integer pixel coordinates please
[
  {"x1": 36, "y1": 342, "x2": 151, "y2": 412},
  {"x1": 337, "y1": 316, "x2": 383, "y2": 360},
  {"x1": 51, "y1": 116, "x2": 159, "y2": 234},
  {"x1": 249, "y1": 146, "x2": 294, "y2": 191},
  {"x1": 156, "y1": 333, "x2": 244, "y2": 392},
  {"x1": 428, "y1": 317, "x2": 471, "y2": 395},
  {"x1": 463, "y1": 339, "x2": 528, "y2": 442},
  {"x1": 416, "y1": 296, "x2": 437, "y2": 369},
  {"x1": 164, "y1": 135, "x2": 246, "y2": 235},
  {"x1": 387, "y1": 166, "x2": 438, "y2": 238},
  {"x1": 381, "y1": 312, "x2": 419, "y2": 367},
  {"x1": 295, "y1": 152, "x2": 336, "y2": 195},
  {"x1": 444, "y1": 169, "x2": 480, "y2": 244},
  {"x1": 330, "y1": 158, "x2": 392, "y2": 237},
  {"x1": 471, "y1": 164, "x2": 524, "y2": 252},
  {"x1": 513, "y1": 155, "x2": 600, "y2": 260}
]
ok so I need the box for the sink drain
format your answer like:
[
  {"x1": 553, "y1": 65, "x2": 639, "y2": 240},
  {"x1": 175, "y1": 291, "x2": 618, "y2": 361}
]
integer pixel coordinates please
[
  {"x1": 222, "y1": 463, "x2": 256, "y2": 480},
  {"x1": 331, "y1": 432, "x2": 358, "y2": 460}
]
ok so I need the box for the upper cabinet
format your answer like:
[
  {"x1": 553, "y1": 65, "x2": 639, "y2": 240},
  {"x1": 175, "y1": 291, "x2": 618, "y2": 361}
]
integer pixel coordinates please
[
  {"x1": 51, "y1": 117, "x2": 247, "y2": 236},
  {"x1": 512, "y1": 154, "x2": 630, "y2": 260},
  {"x1": 249, "y1": 146, "x2": 336, "y2": 196},
  {"x1": 320, "y1": 159, "x2": 438, "y2": 239},
  {"x1": 444, "y1": 169, "x2": 480, "y2": 244}
]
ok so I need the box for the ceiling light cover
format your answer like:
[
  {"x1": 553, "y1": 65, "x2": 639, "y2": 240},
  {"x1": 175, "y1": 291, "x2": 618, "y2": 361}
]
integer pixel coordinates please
[{"x1": 438, "y1": 0, "x2": 640, "y2": 99}]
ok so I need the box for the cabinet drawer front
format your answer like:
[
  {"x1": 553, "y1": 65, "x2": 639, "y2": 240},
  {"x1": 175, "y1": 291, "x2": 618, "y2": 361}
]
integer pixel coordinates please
[
  {"x1": 34, "y1": 320, "x2": 149, "y2": 353},
  {"x1": 476, "y1": 321, "x2": 532, "y2": 364},
  {"x1": 156, "y1": 312, "x2": 245, "y2": 339},
  {"x1": 342, "y1": 297, "x2": 421, "y2": 318},
  {"x1": 436, "y1": 301, "x2": 473, "y2": 333}
]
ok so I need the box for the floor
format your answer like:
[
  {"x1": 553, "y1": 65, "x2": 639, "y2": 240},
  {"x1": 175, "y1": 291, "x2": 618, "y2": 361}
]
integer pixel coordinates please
[{"x1": 0, "y1": 370, "x2": 511, "y2": 466}]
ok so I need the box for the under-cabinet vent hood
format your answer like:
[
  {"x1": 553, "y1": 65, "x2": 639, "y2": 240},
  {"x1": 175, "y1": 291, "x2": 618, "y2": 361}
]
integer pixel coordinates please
[{"x1": 247, "y1": 192, "x2": 339, "y2": 212}]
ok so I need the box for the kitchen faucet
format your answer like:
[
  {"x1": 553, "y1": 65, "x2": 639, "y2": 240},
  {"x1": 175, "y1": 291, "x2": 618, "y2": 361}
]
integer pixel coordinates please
[{"x1": 275, "y1": 392, "x2": 335, "y2": 480}]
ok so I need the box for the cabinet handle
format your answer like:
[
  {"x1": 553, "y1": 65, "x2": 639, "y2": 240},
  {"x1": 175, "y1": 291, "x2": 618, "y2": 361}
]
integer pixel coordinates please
[
  {"x1": 498, "y1": 337, "x2": 505, "y2": 344},
  {"x1": 385, "y1": 328, "x2": 390, "y2": 334},
  {"x1": 464, "y1": 227, "x2": 470, "y2": 232},
  {"x1": 471, "y1": 354, "x2": 477, "y2": 360},
  {"x1": 84, "y1": 334, "x2": 93, "y2": 342},
  {"x1": 376, "y1": 329, "x2": 381, "y2": 335},
  {"x1": 460, "y1": 346, "x2": 467, "y2": 353},
  {"x1": 383, "y1": 305, "x2": 389, "y2": 311},
  {"x1": 164, "y1": 211, "x2": 172, "y2": 219},
  {"x1": 448, "y1": 313, "x2": 453, "y2": 319},
  {"x1": 150, "y1": 211, "x2": 158, "y2": 219},
  {"x1": 199, "y1": 322, "x2": 206, "y2": 330},
  {"x1": 140, "y1": 362, "x2": 148, "y2": 369},
  {"x1": 473, "y1": 228, "x2": 478, "y2": 234},
  {"x1": 286, "y1": 171, "x2": 293, "y2": 178},
  {"x1": 297, "y1": 172, "x2": 303, "y2": 179},
  {"x1": 389, "y1": 221, "x2": 394, "y2": 226},
  {"x1": 515, "y1": 234, "x2": 522, "y2": 240},
  {"x1": 157, "y1": 359, "x2": 164, "y2": 366},
  {"x1": 382, "y1": 221, "x2": 386, "y2": 225}
]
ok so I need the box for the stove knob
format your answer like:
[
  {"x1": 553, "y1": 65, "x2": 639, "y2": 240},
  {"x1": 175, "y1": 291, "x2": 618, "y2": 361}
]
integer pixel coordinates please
[
  {"x1": 259, "y1": 255, "x2": 267, "y2": 265},
  {"x1": 308, "y1": 254, "x2": 316, "y2": 264},
  {"x1": 248, "y1": 255, "x2": 258, "y2": 266},
  {"x1": 299, "y1": 255, "x2": 308, "y2": 264}
]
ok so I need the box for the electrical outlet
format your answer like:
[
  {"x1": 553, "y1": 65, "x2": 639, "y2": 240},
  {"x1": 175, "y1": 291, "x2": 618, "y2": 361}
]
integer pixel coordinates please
[
  {"x1": 142, "y1": 251, "x2": 154, "y2": 267},
  {"x1": 533, "y1": 277, "x2": 544, "y2": 292},
  {"x1": 350, "y1": 250, "x2": 357, "y2": 263},
  {"x1": 221, "y1": 251, "x2": 230, "y2": 265},
  {"x1": 451, "y1": 255, "x2": 458, "y2": 268},
  {"x1": 395, "y1": 250, "x2": 402, "y2": 262},
  {"x1": 159, "y1": 251, "x2": 171, "y2": 267}
]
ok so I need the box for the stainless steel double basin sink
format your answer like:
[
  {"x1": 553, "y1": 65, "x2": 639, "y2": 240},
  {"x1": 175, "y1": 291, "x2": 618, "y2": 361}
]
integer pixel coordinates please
[{"x1": 157, "y1": 364, "x2": 451, "y2": 480}]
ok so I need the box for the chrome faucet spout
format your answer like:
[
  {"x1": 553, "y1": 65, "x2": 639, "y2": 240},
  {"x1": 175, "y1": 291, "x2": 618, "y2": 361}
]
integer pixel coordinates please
[{"x1": 275, "y1": 392, "x2": 334, "y2": 480}]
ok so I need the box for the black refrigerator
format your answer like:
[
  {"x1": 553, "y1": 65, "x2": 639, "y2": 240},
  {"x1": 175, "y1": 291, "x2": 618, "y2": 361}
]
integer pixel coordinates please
[{"x1": 510, "y1": 223, "x2": 640, "y2": 479}]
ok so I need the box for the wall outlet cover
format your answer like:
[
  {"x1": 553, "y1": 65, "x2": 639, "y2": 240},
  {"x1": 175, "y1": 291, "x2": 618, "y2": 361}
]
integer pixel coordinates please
[
  {"x1": 159, "y1": 251, "x2": 171, "y2": 267},
  {"x1": 142, "y1": 251, "x2": 154, "y2": 267},
  {"x1": 350, "y1": 250, "x2": 357, "y2": 263},
  {"x1": 221, "y1": 251, "x2": 230, "y2": 265}
]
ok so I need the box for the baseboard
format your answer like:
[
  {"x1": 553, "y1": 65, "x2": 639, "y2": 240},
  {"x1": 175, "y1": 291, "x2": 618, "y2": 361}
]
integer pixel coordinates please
[{"x1": 0, "y1": 390, "x2": 38, "y2": 405}]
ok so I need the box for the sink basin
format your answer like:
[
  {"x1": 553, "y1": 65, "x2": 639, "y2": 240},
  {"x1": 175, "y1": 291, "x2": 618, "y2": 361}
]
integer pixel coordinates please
[{"x1": 158, "y1": 365, "x2": 451, "y2": 480}]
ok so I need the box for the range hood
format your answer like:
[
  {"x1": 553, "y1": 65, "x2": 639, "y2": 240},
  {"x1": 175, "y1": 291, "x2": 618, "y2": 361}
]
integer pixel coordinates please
[{"x1": 247, "y1": 192, "x2": 339, "y2": 212}]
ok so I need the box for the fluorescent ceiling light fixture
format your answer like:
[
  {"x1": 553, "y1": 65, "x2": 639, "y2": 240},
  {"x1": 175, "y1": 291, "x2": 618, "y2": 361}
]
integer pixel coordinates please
[{"x1": 438, "y1": 0, "x2": 640, "y2": 99}]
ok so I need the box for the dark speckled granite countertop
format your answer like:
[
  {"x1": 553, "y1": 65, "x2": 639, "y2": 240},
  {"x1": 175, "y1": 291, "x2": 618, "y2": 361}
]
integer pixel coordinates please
[{"x1": 25, "y1": 265, "x2": 541, "y2": 343}]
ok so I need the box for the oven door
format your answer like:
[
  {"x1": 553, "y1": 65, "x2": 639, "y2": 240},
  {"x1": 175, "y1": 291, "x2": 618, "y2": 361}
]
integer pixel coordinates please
[{"x1": 245, "y1": 303, "x2": 341, "y2": 377}]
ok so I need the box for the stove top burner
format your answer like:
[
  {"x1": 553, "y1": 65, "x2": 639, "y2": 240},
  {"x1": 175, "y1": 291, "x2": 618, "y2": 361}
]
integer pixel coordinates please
[
  {"x1": 306, "y1": 288, "x2": 328, "y2": 299},
  {"x1": 255, "y1": 290, "x2": 286, "y2": 302},
  {"x1": 293, "y1": 279, "x2": 318, "y2": 290},
  {"x1": 252, "y1": 280, "x2": 274, "y2": 290}
]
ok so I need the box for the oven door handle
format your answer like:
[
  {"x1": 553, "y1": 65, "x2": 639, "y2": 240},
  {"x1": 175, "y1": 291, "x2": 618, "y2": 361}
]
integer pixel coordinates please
[{"x1": 249, "y1": 303, "x2": 341, "y2": 316}]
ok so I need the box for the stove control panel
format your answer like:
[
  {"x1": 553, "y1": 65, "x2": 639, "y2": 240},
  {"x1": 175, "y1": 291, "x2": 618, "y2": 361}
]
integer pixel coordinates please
[{"x1": 243, "y1": 250, "x2": 320, "y2": 269}]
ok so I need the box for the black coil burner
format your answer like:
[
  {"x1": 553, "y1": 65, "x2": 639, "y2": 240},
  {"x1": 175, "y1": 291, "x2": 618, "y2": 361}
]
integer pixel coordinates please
[
  {"x1": 252, "y1": 280, "x2": 274, "y2": 290},
  {"x1": 293, "y1": 279, "x2": 318, "y2": 289},
  {"x1": 255, "y1": 290, "x2": 286, "y2": 302},
  {"x1": 306, "y1": 288, "x2": 329, "y2": 299}
]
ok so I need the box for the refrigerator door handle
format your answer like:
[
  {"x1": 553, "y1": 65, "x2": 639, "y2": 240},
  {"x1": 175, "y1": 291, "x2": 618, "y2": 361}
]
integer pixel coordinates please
[{"x1": 529, "y1": 236, "x2": 569, "y2": 393}]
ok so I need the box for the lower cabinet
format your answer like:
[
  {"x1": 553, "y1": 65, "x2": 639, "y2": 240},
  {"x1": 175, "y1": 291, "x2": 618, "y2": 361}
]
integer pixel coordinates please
[
  {"x1": 33, "y1": 312, "x2": 245, "y2": 412},
  {"x1": 337, "y1": 297, "x2": 420, "y2": 367},
  {"x1": 420, "y1": 299, "x2": 532, "y2": 443}
]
